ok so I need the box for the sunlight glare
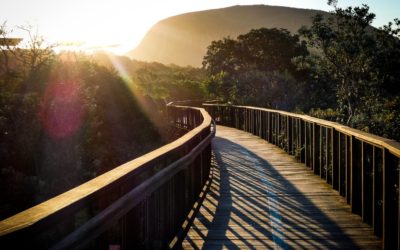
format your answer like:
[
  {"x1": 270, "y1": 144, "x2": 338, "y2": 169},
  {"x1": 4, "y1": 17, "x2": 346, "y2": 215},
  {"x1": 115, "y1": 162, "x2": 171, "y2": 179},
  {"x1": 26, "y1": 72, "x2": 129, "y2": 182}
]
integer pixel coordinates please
[{"x1": 108, "y1": 54, "x2": 134, "y2": 86}]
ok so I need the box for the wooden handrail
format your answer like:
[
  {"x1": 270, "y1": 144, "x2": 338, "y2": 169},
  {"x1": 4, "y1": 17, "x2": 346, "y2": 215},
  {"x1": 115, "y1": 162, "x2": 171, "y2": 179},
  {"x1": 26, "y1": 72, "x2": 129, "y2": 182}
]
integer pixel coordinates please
[
  {"x1": 54, "y1": 120, "x2": 215, "y2": 249},
  {"x1": 0, "y1": 105, "x2": 214, "y2": 249},
  {"x1": 204, "y1": 104, "x2": 400, "y2": 250},
  {"x1": 204, "y1": 104, "x2": 400, "y2": 157}
]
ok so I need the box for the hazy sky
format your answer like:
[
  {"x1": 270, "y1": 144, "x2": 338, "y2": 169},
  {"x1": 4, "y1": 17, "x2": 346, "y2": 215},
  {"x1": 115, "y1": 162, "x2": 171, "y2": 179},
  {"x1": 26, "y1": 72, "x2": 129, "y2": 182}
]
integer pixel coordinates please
[{"x1": 1, "y1": 0, "x2": 399, "y2": 54}]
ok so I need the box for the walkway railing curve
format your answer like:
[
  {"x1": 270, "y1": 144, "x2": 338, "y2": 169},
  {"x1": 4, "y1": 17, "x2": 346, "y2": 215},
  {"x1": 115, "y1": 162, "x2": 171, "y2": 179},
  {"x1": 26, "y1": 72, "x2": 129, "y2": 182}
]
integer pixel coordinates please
[
  {"x1": 204, "y1": 104, "x2": 400, "y2": 250},
  {"x1": 0, "y1": 104, "x2": 215, "y2": 249}
]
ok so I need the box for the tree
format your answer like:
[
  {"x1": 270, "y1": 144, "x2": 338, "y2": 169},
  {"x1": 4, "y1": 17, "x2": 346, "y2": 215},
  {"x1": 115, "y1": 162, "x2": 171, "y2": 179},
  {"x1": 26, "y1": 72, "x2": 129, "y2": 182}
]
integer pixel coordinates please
[
  {"x1": 203, "y1": 28, "x2": 309, "y2": 109},
  {"x1": 0, "y1": 22, "x2": 23, "y2": 75},
  {"x1": 16, "y1": 25, "x2": 55, "y2": 81},
  {"x1": 299, "y1": 1, "x2": 400, "y2": 140},
  {"x1": 135, "y1": 62, "x2": 206, "y2": 103},
  {"x1": 0, "y1": 23, "x2": 55, "y2": 82},
  {"x1": 0, "y1": 24, "x2": 167, "y2": 218}
]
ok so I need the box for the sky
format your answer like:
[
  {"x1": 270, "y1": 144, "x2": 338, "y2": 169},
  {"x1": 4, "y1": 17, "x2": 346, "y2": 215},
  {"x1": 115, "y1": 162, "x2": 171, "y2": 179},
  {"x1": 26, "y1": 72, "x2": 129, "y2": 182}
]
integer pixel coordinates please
[{"x1": 1, "y1": 0, "x2": 399, "y2": 54}]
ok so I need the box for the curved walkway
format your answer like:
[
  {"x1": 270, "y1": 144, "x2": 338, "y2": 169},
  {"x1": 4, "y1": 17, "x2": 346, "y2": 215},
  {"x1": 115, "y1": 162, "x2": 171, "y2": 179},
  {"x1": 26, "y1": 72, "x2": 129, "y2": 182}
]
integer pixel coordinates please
[{"x1": 183, "y1": 126, "x2": 382, "y2": 249}]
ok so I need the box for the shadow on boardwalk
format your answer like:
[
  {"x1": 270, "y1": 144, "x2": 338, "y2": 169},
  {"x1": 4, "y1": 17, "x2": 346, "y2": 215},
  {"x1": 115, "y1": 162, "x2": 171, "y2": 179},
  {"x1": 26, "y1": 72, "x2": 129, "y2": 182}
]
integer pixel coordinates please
[{"x1": 184, "y1": 127, "x2": 381, "y2": 249}]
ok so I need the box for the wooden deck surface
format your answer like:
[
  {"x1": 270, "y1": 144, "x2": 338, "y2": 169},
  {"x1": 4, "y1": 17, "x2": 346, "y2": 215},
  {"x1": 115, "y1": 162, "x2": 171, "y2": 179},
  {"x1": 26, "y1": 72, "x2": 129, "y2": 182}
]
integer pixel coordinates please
[{"x1": 183, "y1": 126, "x2": 382, "y2": 249}]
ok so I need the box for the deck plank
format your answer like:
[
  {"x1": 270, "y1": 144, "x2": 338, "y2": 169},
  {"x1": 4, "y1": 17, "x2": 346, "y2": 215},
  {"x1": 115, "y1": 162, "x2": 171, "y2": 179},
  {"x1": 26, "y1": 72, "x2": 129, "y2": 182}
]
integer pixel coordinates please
[{"x1": 183, "y1": 126, "x2": 382, "y2": 249}]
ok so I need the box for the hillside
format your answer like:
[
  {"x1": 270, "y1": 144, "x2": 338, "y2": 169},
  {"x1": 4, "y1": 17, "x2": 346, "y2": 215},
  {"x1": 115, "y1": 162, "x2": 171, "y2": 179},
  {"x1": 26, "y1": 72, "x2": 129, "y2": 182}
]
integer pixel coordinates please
[{"x1": 127, "y1": 5, "x2": 327, "y2": 67}]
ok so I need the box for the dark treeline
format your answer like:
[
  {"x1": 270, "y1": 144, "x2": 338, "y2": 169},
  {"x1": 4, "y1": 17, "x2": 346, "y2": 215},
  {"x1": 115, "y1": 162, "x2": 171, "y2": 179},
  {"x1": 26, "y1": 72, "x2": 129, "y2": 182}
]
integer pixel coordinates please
[
  {"x1": 0, "y1": 26, "x2": 166, "y2": 219},
  {"x1": 92, "y1": 52, "x2": 206, "y2": 103},
  {"x1": 203, "y1": 1, "x2": 400, "y2": 142},
  {"x1": 91, "y1": 52, "x2": 207, "y2": 133}
]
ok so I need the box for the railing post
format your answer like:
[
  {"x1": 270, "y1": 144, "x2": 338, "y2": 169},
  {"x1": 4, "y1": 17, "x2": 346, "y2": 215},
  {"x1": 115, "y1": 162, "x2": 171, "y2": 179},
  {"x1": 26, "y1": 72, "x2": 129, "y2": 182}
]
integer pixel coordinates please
[
  {"x1": 268, "y1": 112, "x2": 272, "y2": 143},
  {"x1": 310, "y1": 122, "x2": 314, "y2": 170},
  {"x1": 332, "y1": 130, "x2": 339, "y2": 190},
  {"x1": 339, "y1": 133, "x2": 345, "y2": 196},
  {"x1": 372, "y1": 147, "x2": 380, "y2": 236},
  {"x1": 252, "y1": 109, "x2": 256, "y2": 135},
  {"x1": 325, "y1": 128, "x2": 328, "y2": 181},
  {"x1": 271, "y1": 113, "x2": 274, "y2": 144},
  {"x1": 383, "y1": 149, "x2": 399, "y2": 249},
  {"x1": 300, "y1": 120, "x2": 306, "y2": 163},
  {"x1": 362, "y1": 143, "x2": 374, "y2": 225},
  {"x1": 383, "y1": 148, "x2": 387, "y2": 249},
  {"x1": 258, "y1": 110, "x2": 262, "y2": 138},
  {"x1": 244, "y1": 109, "x2": 248, "y2": 132},
  {"x1": 276, "y1": 113, "x2": 280, "y2": 147},
  {"x1": 261, "y1": 111, "x2": 266, "y2": 140},
  {"x1": 288, "y1": 117, "x2": 293, "y2": 154},
  {"x1": 320, "y1": 126, "x2": 324, "y2": 178},
  {"x1": 305, "y1": 122, "x2": 311, "y2": 169},
  {"x1": 346, "y1": 135, "x2": 351, "y2": 204},
  {"x1": 313, "y1": 123, "x2": 320, "y2": 176},
  {"x1": 351, "y1": 138, "x2": 362, "y2": 216}
]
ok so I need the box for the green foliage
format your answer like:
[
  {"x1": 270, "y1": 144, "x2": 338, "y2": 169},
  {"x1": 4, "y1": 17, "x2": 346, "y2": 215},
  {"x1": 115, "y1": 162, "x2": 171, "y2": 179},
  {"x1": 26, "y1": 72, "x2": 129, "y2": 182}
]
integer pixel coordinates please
[
  {"x1": 299, "y1": 1, "x2": 400, "y2": 140},
  {"x1": 203, "y1": 28, "x2": 309, "y2": 109},
  {"x1": 91, "y1": 52, "x2": 207, "y2": 104},
  {"x1": 0, "y1": 26, "x2": 165, "y2": 218},
  {"x1": 203, "y1": 70, "x2": 231, "y2": 101},
  {"x1": 134, "y1": 62, "x2": 206, "y2": 102},
  {"x1": 309, "y1": 108, "x2": 342, "y2": 121},
  {"x1": 292, "y1": 55, "x2": 337, "y2": 111}
]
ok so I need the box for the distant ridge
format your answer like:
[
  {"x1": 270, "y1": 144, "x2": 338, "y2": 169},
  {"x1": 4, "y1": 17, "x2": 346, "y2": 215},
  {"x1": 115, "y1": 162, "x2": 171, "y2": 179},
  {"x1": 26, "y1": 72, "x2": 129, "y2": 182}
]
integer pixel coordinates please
[{"x1": 127, "y1": 5, "x2": 327, "y2": 67}]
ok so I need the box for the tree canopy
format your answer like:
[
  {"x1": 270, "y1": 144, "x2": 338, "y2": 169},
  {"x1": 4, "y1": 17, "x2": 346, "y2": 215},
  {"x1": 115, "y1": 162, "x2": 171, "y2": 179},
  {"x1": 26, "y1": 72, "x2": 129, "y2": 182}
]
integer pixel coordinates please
[
  {"x1": 203, "y1": 28, "x2": 309, "y2": 109},
  {"x1": 0, "y1": 25, "x2": 165, "y2": 219},
  {"x1": 299, "y1": 2, "x2": 400, "y2": 139}
]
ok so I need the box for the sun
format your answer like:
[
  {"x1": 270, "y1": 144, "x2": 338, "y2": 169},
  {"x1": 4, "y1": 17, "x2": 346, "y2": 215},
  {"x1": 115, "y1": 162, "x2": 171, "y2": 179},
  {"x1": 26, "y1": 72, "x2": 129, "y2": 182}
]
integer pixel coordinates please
[
  {"x1": 26, "y1": 1, "x2": 164, "y2": 55},
  {"x1": 49, "y1": 23, "x2": 150, "y2": 55}
]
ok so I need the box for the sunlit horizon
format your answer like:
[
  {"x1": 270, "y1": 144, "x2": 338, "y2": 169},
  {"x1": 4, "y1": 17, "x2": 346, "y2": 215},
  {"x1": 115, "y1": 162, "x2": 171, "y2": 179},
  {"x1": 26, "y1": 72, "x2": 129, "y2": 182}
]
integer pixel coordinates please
[{"x1": 2, "y1": 0, "x2": 399, "y2": 55}]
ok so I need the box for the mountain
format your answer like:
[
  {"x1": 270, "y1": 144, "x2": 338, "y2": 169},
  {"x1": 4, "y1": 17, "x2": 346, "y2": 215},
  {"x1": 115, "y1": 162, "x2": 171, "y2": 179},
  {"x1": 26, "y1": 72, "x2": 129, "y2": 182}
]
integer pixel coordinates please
[{"x1": 127, "y1": 5, "x2": 327, "y2": 67}]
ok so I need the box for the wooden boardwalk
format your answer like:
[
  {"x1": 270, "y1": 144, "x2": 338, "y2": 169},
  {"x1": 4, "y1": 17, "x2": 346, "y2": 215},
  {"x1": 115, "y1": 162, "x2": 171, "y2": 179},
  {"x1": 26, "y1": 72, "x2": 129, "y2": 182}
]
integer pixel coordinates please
[{"x1": 183, "y1": 126, "x2": 382, "y2": 249}]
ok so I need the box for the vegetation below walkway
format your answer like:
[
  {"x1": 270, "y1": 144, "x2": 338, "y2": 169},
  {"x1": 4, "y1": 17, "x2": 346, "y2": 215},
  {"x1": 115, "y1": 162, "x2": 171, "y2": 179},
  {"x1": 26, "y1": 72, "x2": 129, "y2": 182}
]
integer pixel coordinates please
[{"x1": 0, "y1": 31, "x2": 165, "y2": 219}]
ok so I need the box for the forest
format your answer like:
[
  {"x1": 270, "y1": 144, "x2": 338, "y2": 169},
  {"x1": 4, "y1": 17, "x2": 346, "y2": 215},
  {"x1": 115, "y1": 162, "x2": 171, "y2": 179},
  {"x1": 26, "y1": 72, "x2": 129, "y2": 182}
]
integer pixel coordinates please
[
  {"x1": 0, "y1": 27, "x2": 168, "y2": 219},
  {"x1": 0, "y1": 1, "x2": 399, "y2": 219}
]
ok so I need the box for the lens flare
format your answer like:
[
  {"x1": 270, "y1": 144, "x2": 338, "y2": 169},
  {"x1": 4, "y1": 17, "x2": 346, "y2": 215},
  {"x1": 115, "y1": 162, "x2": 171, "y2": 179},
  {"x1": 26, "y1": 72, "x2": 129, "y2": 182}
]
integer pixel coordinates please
[
  {"x1": 108, "y1": 55, "x2": 133, "y2": 86},
  {"x1": 38, "y1": 81, "x2": 85, "y2": 139}
]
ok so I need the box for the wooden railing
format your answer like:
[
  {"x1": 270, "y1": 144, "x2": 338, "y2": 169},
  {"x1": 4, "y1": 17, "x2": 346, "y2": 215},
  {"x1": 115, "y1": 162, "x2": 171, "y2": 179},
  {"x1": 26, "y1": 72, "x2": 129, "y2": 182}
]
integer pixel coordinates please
[
  {"x1": 204, "y1": 104, "x2": 400, "y2": 249},
  {"x1": 0, "y1": 104, "x2": 215, "y2": 249}
]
